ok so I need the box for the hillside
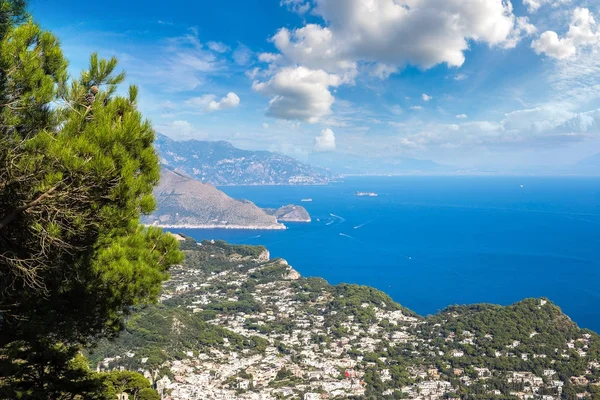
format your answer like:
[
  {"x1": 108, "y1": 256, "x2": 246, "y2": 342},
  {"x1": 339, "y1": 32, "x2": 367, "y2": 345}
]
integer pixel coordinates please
[
  {"x1": 155, "y1": 134, "x2": 334, "y2": 186},
  {"x1": 89, "y1": 238, "x2": 600, "y2": 400},
  {"x1": 143, "y1": 169, "x2": 285, "y2": 229}
]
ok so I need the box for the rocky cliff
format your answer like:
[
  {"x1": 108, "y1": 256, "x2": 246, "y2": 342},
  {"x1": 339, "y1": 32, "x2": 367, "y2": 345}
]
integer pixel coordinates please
[{"x1": 264, "y1": 205, "x2": 311, "y2": 222}]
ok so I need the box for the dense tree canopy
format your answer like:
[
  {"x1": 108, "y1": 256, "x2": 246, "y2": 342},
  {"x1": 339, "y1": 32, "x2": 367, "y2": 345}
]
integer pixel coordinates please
[{"x1": 0, "y1": 0, "x2": 183, "y2": 397}]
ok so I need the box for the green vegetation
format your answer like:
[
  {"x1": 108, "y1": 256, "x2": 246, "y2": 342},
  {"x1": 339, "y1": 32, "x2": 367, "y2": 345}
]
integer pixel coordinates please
[
  {"x1": 88, "y1": 305, "x2": 268, "y2": 371},
  {"x1": 249, "y1": 261, "x2": 290, "y2": 283},
  {"x1": 0, "y1": 0, "x2": 180, "y2": 397}
]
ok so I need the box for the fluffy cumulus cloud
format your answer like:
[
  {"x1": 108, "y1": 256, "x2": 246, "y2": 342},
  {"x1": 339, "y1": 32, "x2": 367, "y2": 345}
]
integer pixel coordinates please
[
  {"x1": 307, "y1": 0, "x2": 533, "y2": 68},
  {"x1": 532, "y1": 8, "x2": 600, "y2": 59},
  {"x1": 422, "y1": 94, "x2": 432, "y2": 102},
  {"x1": 254, "y1": 0, "x2": 535, "y2": 123},
  {"x1": 396, "y1": 106, "x2": 600, "y2": 150},
  {"x1": 186, "y1": 92, "x2": 240, "y2": 112},
  {"x1": 314, "y1": 128, "x2": 336, "y2": 151},
  {"x1": 252, "y1": 66, "x2": 341, "y2": 123}
]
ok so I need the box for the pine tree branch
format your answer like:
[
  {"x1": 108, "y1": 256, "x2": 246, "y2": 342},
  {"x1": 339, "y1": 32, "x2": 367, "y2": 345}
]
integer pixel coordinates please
[{"x1": 0, "y1": 182, "x2": 62, "y2": 230}]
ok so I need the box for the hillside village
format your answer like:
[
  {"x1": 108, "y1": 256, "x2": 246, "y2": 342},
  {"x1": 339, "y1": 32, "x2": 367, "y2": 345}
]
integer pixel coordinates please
[{"x1": 90, "y1": 237, "x2": 600, "y2": 400}]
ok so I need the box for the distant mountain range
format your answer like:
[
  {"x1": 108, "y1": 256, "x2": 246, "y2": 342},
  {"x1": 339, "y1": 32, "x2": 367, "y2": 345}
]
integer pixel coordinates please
[
  {"x1": 567, "y1": 153, "x2": 600, "y2": 175},
  {"x1": 144, "y1": 168, "x2": 310, "y2": 229},
  {"x1": 306, "y1": 152, "x2": 451, "y2": 175},
  {"x1": 155, "y1": 134, "x2": 334, "y2": 186}
]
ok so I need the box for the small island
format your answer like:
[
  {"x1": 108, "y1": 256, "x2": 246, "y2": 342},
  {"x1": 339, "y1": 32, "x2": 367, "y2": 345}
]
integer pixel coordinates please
[
  {"x1": 355, "y1": 191, "x2": 378, "y2": 197},
  {"x1": 264, "y1": 205, "x2": 311, "y2": 222}
]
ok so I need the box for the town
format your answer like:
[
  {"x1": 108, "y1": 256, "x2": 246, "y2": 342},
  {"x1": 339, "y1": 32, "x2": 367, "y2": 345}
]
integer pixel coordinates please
[{"x1": 91, "y1": 236, "x2": 600, "y2": 399}]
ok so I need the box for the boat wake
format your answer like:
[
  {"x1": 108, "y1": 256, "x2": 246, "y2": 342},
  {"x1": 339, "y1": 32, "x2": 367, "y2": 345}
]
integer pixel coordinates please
[
  {"x1": 354, "y1": 220, "x2": 373, "y2": 229},
  {"x1": 330, "y1": 213, "x2": 346, "y2": 222}
]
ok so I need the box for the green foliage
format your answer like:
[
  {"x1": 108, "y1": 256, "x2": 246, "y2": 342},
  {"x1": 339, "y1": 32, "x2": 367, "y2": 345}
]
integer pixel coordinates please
[
  {"x1": 88, "y1": 305, "x2": 268, "y2": 371},
  {"x1": 101, "y1": 370, "x2": 158, "y2": 400},
  {"x1": 0, "y1": 1, "x2": 26, "y2": 44},
  {"x1": 138, "y1": 388, "x2": 161, "y2": 400},
  {"x1": 249, "y1": 262, "x2": 289, "y2": 284},
  {"x1": 0, "y1": 342, "x2": 108, "y2": 399},
  {"x1": 208, "y1": 240, "x2": 267, "y2": 258},
  {"x1": 0, "y1": 2, "x2": 183, "y2": 396}
]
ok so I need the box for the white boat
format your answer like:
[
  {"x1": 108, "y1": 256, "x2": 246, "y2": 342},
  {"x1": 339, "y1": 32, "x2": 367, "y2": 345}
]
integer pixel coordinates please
[
  {"x1": 355, "y1": 192, "x2": 378, "y2": 197},
  {"x1": 301, "y1": 198, "x2": 313, "y2": 202}
]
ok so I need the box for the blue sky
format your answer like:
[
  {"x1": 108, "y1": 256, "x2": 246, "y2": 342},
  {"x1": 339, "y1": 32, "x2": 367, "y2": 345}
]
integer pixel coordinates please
[{"x1": 32, "y1": 0, "x2": 600, "y2": 171}]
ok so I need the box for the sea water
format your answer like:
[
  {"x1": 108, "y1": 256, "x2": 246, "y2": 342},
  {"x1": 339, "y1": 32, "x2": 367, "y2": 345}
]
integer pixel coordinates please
[{"x1": 177, "y1": 176, "x2": 600, "y2": 332}]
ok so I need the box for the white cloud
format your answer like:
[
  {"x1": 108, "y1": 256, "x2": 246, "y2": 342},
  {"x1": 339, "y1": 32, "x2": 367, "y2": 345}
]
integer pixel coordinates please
[
  {"x1": 233, "y1": 43, "x2": 254, "y2": 65},
  {"x1": 258, "y1": 53, "x2": 281, "y2": 63},
  {"x1": 370, "y1": 63, "x2": 398, "y2": 79},
  {"x1": 389, "y1": 105, "x2": 404, "y2": 115},
  {"x1": 532, "y1": 31, "x2": 576, "y2": 59},
  {"x1": 410, "y1": 105, "x2": 423, "y2": 111},
  {"x1": 130, "y1": 30, "x2": 224, "y2": 92},
  {"x1": 256, "y1": 0, "x2": 535, "y2": 123},
  {"x1": 456, "y1": 114, "x2": 468, "y2": 119},
  {"x1": 280, "y1": 0, "x2": 311, "y2": 14},
  {"x1": 185, "y1": 92, "x2": 240, "y2": 112},
  {"x1": 271, "y1": 24, "x2": 357, "y2": 79},
  {"x1": 422, "y1": 94, "x2": 433, "y2": 102},
  {"x1": 262, "y1": 123, "x2": 270, "y2": 129},
  {"x1": 523, "y1": 0, "x2": 572, "y2": 13},
  {"x1": 207, "y1": 41, "x2": 229, "y2": 53},
  {"x1": 157, "y1": 120, "x2": 207, "y2": 141},
  {"x1": 252, "y1": 66, "x2": 341, "y2": 123},
  {"x1": 208, "y1": 92, "x2": 240, "y2": 111},
  {"x1": 454, "y1": 73, "x2": 468, "y2": 81},
  {"x1": 532, "y1": 8, "x2": 600, "y2": 59},
  {"x1": 284, "y1": 0, "x2": 534, "y2": 70},
  {"x1": 314, "y1": 128, "x2": 336, "y2": 151},
  {"x1": 398, "y1": 106, "x2": 600, "y2": 150}
]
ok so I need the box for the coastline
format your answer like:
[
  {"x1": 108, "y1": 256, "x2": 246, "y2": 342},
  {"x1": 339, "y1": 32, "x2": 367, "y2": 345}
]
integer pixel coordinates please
[
  {"x1": 278, "y1": 218, "x2": 311, "y2": 223},
  {"x1": 148, "y1": 223, "x2": 287, "y2": 230}
]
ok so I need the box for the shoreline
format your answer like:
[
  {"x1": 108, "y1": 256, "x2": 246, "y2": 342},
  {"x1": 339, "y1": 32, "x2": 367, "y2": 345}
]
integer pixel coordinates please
[{"x1": 149, "y1": 223, "x2": 287, "y2": 230}]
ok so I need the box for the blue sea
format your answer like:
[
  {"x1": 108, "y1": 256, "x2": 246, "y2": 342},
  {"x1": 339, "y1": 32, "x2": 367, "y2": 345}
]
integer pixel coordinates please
[{"x1": 176, "y1": 176, "x2": 600, "y2": 332}]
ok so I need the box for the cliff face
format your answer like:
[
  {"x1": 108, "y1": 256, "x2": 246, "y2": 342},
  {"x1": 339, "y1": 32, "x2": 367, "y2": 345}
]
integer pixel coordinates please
[
  {"x1": 264, "y1": 205, "x2": 311, "y2": 222},
  {"x1": 155, "y1": 133, "x2": 334, "y2": 186},
  {"x1": 143, "y1": 168, "x2": 284, "y2": 229}
]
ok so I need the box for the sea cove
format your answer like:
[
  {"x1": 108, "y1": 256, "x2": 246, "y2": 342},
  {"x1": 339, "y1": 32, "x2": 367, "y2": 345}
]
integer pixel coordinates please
[{"x1": 177, "y1": 176, "x2": 600, "y2": 333}]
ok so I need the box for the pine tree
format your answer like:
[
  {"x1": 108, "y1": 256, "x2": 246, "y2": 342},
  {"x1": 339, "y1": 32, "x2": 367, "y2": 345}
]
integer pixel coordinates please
[{"x1": 0, "y1": 1, "x2": 183, "y2": 397}]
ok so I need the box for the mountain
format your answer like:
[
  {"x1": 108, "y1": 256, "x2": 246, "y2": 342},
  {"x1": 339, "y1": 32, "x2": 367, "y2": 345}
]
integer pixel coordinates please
[
  {"x1": 90, "y1": 237, "x2": 600, "y2": 400},
  {"x1": 567, "y1": 153, "x2": 600, "y2": 175},
  {"x1": 155, "y1": 133, "x2": 334, "y2": 185},
  {"x1": 143, "y1": 168, "x2": 284, "y2": 229},
  {"x1": 307, "y1": 152, "x2": 451, "y2": 175}
]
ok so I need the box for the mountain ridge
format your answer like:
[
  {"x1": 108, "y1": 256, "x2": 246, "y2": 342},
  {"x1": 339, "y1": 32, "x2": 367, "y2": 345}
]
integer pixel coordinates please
[{"x1": 155, "y1": 133, "x2": 335, "y2": 186}]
